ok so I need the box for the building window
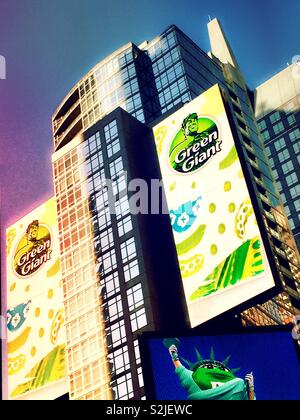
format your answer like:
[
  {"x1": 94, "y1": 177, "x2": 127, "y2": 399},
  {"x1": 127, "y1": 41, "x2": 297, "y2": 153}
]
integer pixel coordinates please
[
  {"x1": 134, "y1": 340, "x2": 141, "y2": 365},
  {"x1": 282, "y1": 161, "x2": 295, "y2": 175},
  {"x1": 127, "y1": 283, "x2": 144, "y2": 312},
  {"x1": 137, "y1": 366, "x2": 144, "y2": 388},
  {"x1": 95, "y1": 187, "x2": 109, "y2": 211},
  {"x1": 107, "y1": 138, "x2": 121, "y2": 158},
  {"x1": 98, "y1": 206, "x2": 111, "y2": 230},
  {"x1": 111, "y1": 346, "x2": 130, "y2": 376},
  {"x1": 270, "y1": 111, "x2": 281, "y2": 124},
  {"x1": 109, "y1": 320, "x2": 127, "y2": 348},
  {"x1": 115, "y1": 195, "x2": 130, "y2": 220},
  {"x1": 289, "y1": 218, "x2": 295, "y2": 230},
  {"x1": 258, "y1": 120, "x2": 267, "y2": 131},
  {"x1": 130, "y1": 308, "x2": 147, "y2": 332},
  {"x1": 92, "y1": 169, "x2": 106, "y2": 192},
  {"x1": 98, "y1": 227, "x2": 114, "y2": 253},
  {"x1": 124, "y1": 259, "x2": 140, "y2": 282},
  {"x1": 293, "y1": 142, "x2": 300, "y2": 154},
  {"x1": 290, "y1": 185, "x2": 300, "y2": 199},
  {"x1": 152, "y1": 47, "x2": 180, "y2": 76},
  {"x1": 132, "y1": 108, "x2": 145, "y2": 123},
  {"x1": 88, "y1": 151, "x2": 104, "y2": 175},
  {"x1": 64, "y1": 285, "x2": 99, "y2": 321},
  {"x1": 265, "y1": 146, "x2": 271, "y2": 156},
  {"x1": 113, "y1": 373, "x2": 133, "y2": 400},
  {"x1": 284, "y1": 205, "x2": 291, "y2": 217},
  {"x1": 102, "y1": 249, "x2": 117, "y2": 274},
  {"x1": 273, "y1": 122, "x2": 285, "y2": 135},
  {"x1": 289, "y1": 128, "x2": 300, "y2": 141},
  {"x1": 63, "y1": 265, "x2": 95, "y2": 299},
  {"x1": 268, "y1": 157, "x2": 274, "y2": 167},
  {"x1": 261, "y1": 130, "x2": 270, "y2": 141},
  {"x1": 68, "y1": 333, "x2": 104, "y2": 373},
  {"x1": 121, "y1": 237, "x2": 137, "y2": 263},
  {"x1": 110, "y1": 157, "x2": 124, "y2": 179},
  {"x1": 86, "y1": 131, "x2": 101, "y2": 155},
  {"x1": 112, "y1": 173, "x2": 127, "y2": 196},
  {"x1": 66, "y1": 309, "x2": 101, "y2": 346},
  {"x1": 117, "y1": 215, "x2": 133, "y2": 237},
  {"x1": 126, "y1": 93, "x2": 142, "y2": 113},
  {"x1": 107, "y1": 295, "x2": 123, "y2": 322},
  {"x1": 277, "y1": 149, "x2": 290, "y2": 163},
  {"x1": 281, "y1": 193, "x2": 287, "y2": 203},
  {"x1": 155, "y1": 62, "x2": 184, "y2": 91},
  {"x1": 158, "y1": 76, "x2": 188, "y2": 108},
  {"x1": 294, "y1": 199, "x2": 300, "y2": 212},
  {"x1": 274, "y1": 137, "x2": 285, "y2": 151},
  {"x1": 104, "y1": 120, "x2": 118, "y2": 142},
  {"x1": 276, "y1": 181, "x2": 282, "y2": 192},
  {"x1": 287, "y1": 114, "x2": 296, "y2": 126},
  {"x1": 286, "y1": 173, "x2": 298, "y2": 187},
  {"x1": 101, "y1": 270, "x2": 120, "y2": 298}
]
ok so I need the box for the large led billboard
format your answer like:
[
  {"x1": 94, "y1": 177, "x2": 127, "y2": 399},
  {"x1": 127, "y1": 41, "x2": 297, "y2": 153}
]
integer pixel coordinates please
[
  {"x1": 140, "y1": 328, "x2": 300, "y2": 400},
  {"x1": 5, "y1": 198, "x2": 67, "y2": 400},
  {"x1": 153, "y1": 84, "x2": 275, "y2": 327}
]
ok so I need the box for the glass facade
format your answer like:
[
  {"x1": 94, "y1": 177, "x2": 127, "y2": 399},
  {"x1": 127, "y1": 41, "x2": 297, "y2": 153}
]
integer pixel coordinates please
[
  {"x1": 145, "y1": 26, "x2": 226, "y2": 114},
  {"x1": 258, "y1": 99, "x2": 300, "y2": 251},
  {"x1": 85, "y1": 120, "x2": 148, "y2": 400},
  {"x1": 53, "y1": 44, "x2": 161, "y2": 151},
  {"x1": 53, "y1": 146, "x2": 112, "y2": 400},
  {"x1": 207, "y1": 19, "x2": 300, "y2": 326},
  {"x1": 222, "y1": 85, "x2": 299, "y2": 326}
]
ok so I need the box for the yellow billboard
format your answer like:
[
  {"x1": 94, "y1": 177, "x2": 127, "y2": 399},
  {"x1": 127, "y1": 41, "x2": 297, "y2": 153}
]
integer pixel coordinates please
[
  {"x1": 153, "y1": 84, "x2": 275, "y2": 327},
  {"x1": 5, "y1": 198, "x2": 67, "y2": 400}
]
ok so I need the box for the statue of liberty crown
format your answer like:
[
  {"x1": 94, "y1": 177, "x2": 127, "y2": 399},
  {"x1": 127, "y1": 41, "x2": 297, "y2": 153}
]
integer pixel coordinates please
[{"x1": 181, "y1": 347, "x2": 240, "y2": 374}]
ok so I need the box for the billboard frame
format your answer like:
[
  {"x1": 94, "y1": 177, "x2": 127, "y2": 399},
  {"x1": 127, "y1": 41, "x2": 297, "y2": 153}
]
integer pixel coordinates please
[{"x1": 153, "y1": 84, "x2": 286, "y2": 328}]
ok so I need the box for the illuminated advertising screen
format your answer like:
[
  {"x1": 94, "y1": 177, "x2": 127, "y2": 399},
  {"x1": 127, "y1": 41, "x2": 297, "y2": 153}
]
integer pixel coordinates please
[
  {"x1": 153, "y1": 84, "x2": 275, "y2": 327},
  {"x1": 5, "y1": 198, "x2": 67, "y2": 400},
  {"x1": 141, "y1": 328, "x2": 300, "y2": 400}
]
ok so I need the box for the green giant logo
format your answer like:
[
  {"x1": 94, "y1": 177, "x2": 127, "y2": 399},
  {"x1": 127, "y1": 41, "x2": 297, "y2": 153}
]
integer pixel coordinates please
[
  {"x1": 169, "y1": 113, "x2": 222, "y2": 173},
  {"x1": 13, "y1": 220, "x2": 52, "y2": 277}
]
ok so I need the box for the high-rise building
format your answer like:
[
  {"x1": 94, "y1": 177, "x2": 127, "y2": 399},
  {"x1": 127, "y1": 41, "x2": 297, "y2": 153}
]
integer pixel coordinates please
[
  {"x1": 207, "y1": 20, "x2": 300, "y2": 328},
  {"x1": 49, "y1": 19, "x2": 300, "y2": 400},
  {"x1": 254, "y1": 65, "x2": 300, "y2": 251},
  {"x1": 51, "y1": 22, "x2": 230, "y2": 401},
  {"x1": 52, "y1": 106, "x2": 187, "y2": 400}
]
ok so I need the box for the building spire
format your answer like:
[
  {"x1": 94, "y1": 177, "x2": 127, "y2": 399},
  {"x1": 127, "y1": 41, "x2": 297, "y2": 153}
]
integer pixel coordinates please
[{"x1": 207, "y1": 18, "x2": 240, "y2": 70}]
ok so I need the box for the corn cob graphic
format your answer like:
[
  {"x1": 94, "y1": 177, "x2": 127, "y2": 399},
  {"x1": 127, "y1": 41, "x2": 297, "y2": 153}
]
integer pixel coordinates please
[
  {"x1": 11, "y1": 344, "x2": 66, "y2": 398},
  {"x1": 235, "y1": 200, "x2": 254, "y2": 239},
  {"x1": 180, "y1": 254, "x2": 204, "y2": 278}
]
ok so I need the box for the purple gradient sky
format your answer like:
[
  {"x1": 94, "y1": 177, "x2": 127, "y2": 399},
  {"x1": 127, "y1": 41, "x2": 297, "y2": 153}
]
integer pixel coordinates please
[{"x1": 1, "y1": 0, "x2": 300, "y2": 231}]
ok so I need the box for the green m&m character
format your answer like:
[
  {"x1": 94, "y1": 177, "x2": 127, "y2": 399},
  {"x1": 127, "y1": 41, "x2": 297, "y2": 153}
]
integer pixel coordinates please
[{"x1": 164, "y1": 339, "x2": 255, "y2": 400}]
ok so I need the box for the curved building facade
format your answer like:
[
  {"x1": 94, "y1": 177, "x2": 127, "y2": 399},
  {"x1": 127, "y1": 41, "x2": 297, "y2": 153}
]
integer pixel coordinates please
[{"x1": 52, "y1": 43, "x2": 161, "y2": 152}]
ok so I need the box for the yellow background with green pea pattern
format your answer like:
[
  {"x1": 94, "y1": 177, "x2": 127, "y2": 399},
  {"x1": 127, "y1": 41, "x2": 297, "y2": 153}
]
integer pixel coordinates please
[{"x1": 5, "y1": 198, "x2": 67, "y2": 400}]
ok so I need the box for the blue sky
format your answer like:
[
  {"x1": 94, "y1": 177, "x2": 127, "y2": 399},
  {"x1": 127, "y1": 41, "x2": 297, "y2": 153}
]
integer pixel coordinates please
[{"x1": 0, "y1": 0, "x2": 300, "y2": 229}]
